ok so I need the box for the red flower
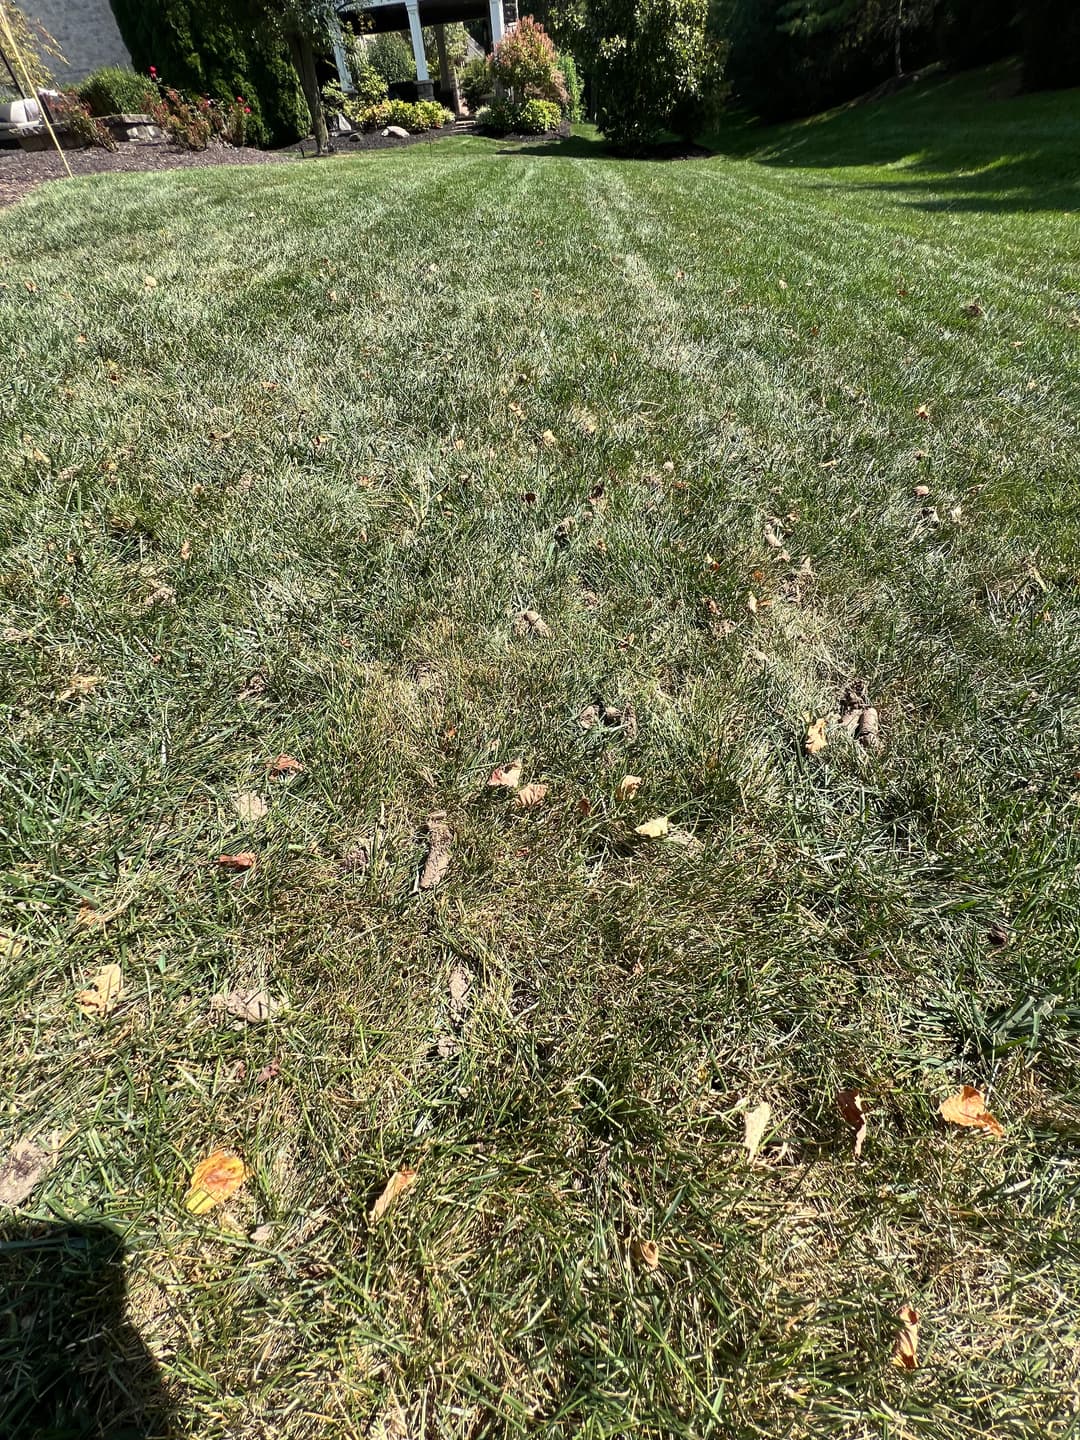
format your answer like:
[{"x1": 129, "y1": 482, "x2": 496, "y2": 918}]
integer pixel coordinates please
[
  {"x1": 244, "y1": 106, "x2": 251, "y2": 114},
  {"x1": 149, "y1": 65, "x2": 157, "y2": 76}
]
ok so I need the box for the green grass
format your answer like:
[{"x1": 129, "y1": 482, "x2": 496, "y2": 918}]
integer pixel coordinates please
[{"x1": 2, "y1": 62, "x2": 1079, "y2": 1439}]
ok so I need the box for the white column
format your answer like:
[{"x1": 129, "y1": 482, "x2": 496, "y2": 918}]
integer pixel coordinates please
[
  {"x1": 488, "y1": 0, "x2": 505, "y2": 44},
  {"x1": 405, "y1": 1, "x2": 430, "y2": 84}
]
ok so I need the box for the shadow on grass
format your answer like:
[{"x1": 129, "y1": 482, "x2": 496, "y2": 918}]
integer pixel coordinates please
[
  {"x1": 707, "y1": 62, "x2": 1080, "y2": 215},
  {"x1": 0, "y1": 1220, "x2": 176, "y2": 1439},
  {"x1": 494, "y1": 132, "x2": 714, "y2": 162}
]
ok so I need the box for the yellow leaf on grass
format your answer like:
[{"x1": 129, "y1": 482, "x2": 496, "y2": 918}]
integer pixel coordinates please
[
  {"x1": 184, "y1": 1150, "x2": 248, "y2": 1214},
  {"x1": 939, "y1": 1085, "x2": 1004, "y2": 1138},
  {"x1": 634, "y1": 817, "x2": 669, "y2": 838},
  {"x1": 58, "y1": 674, "x2": 101, "y2": 702},
  {"x1": 540, "y1": 429, "x2": 558, "y2": 449},
  {"x1": 0, "y1": 930, "x2": 25, "y2": 960},
  {"x1": 516, "y1": 782, "x2": 549, "y2": 808},
  {"x1": 370, "y1": 1167, "x2": 418, "y2": 1221},
  {"x1": 233, "y1": 791, "x2": 268, "y2": 823},
  {"x1": 743, "y1": 1101, "x2": 771, "y2": 1160},
  {"x1": 631, "y1": 1238, "x2": 660, "y2": 1269},
  {"x1": 892, "y1": 1304, "x2": 919, "y2": 1370},
  {"x1": 76, "y1": 963, "x2": 124, "y2": 1017},
  {"x1": 488, "y1": 760, "x2": 522, "y2": 789},
  {"x1": 836, "y1": 1088, "x2": 868, "y2": 1158},
  {"x1": 805, "y1": 717, "x2": 829, "y2": 755},
  {"x1": 617, "y1": 775, "x2": 642, "y2": 800}
]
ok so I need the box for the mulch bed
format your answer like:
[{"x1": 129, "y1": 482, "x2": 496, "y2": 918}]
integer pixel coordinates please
[
  {"x1": 0, "y1": 126, "x2": 473, "y2": 210},
  {"x1": 0, "y1": 140, "x2": 294, "y2": 212}
]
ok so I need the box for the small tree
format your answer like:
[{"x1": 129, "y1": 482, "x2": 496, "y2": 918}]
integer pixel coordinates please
[
  {"x1": 0, "y1": 0, "x2": 63, "y2": 94},
  {"x1": 490, "y1": 16, "x2": 568, "y2": 105},
  {"x1": 217, "y1": 0, "x2": 331, "y2": 152},
  {"x1": 585, "y1": 0, "x2": 726, "y2": 151}
]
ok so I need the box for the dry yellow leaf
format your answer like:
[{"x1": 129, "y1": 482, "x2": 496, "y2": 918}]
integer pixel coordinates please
[
  {"x1": 143, "y1": 274, "x2": 158, "y2": 289},
  {"x1": 743, "y1": 1101, "x2": 771, "y2": 1160},
  {"x1": 76, "y1": 963, "x2": 124, "y2": 1017},
  {"x1": 516, "y1": 782, "x2": 549, "y2": 808},
  {"x1": 747, "y1": 592, "x2": 759, "y2": 614},
  {"x1": 488, "y1": 760, "x2": 522, "y2": 789},
  {"x1": 915, "y1": 403, "x2": 930, "y2": 419},
  {"x1": 0, "y1": 930, "x2": 25, "y2": 960},
  {"x1": 631, "y1": 1238, "x2": 660, "y2": 1269},
  {"x1": 370, "y1": 1167, "x2": 418, "y2": 1221},
  {"x1": 233, "y1": 791, "x2": 268, "y2": 823},
  {"x1": 939, "y1": 1085, "x2": 1004, "y2": 1138},
  {"x1": 892, "y1": 1304, "x2": 919, "y2": 1370},
  {"x1": 805, "y1": 717, "x2": 829, "y2": 755},
  {"x1": 617, "y1": 775, "x2": 642, "y2": 800},
  {"x1": 836, "y1": 1088, "x2": 868, "y2": 1158},
  {"x1": 540, "y1": 429, "x2": 558, "y2": 448},
  {"x1": 184, "y1": 1150, "x2": 248, "y2": 1214},
  {"x1": 58, "y1": 674, "x2": 101, "y2": 702},
  {"x1": 634, "y1": 816, "x2": 670, "y2": 838}
]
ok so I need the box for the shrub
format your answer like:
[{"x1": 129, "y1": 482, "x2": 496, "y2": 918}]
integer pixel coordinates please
[
  {"x1": 145, "y1": 85, "x2": 214, "y2": 149},
  {"x1": 490, "y1": 16, "x2": 568, "y2": 105},
  {"x1": 349, "y1": 100, "x2": 392, "y2": 131},
  {"x1": 366, "y1": 31, "x2": 417, "y2": 86},
  {"x1": 555, "y1": 50, "x2": 584, "y2": 120},
  {"x1": 516, "y1": 97, "x2": 562, "y2": 133},
  {"x1": 348, "y1": 99, "x2": 452, "y2": 133},
  {"x1": 475, "y1": 97, "x2": 516, "y2": 133},
  {"x1": 458, "y1": 54, "x2": 493, "y2": 113},
  {"x1": 585, "y1": 0, "x2": 727, "y2": 151},
  {"x1": 54, "y1": 92, "x2": 117, "y2": 150},
  {"x1": 77, "y1": 65, "x2": 154, "y2": 116},
  {"x1": 109, "y1": 0, "x2": 307, "y2": 147},
  {"x1": 344, "y1": 35, "x2": 391, "y2": 107}
]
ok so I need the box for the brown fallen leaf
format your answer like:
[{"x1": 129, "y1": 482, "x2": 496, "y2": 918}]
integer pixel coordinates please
[
  {"x1": 218, "y1": 852, "x2": 256, "y2": 873},
  {"x1": 448, "y1": 964, "x2": 471, "y2": 1023},
  {"x1": 743, "y1": 1101, "x2": 771, "y2": 1160},
  {"x1": 630, "y1": 1238, "x2": 660, "y2": 1270},
  {"x1": 518, "y1": 608, "x2": 551, "y2": 638},
  {"x1": 58, "y1": 674, "x2": 101, "y2": 702},
  {"x1": 578, "y1": 703, "x2": 601, "y2": 730},
  {"x1": 540, "y1": 428, "x2": 558, "y2": 448},
  {"x1": 939, "y1": 1085, "x2": 1004, "y2": 1138},
  {"x1": 180, "y1": 538, "x2": 192, "y2": 561},
  {"x1": 214, "y1": 988, "x2": 282, "y2": 1024},
  {"x1": 805, "y1": 717, "x2": 829, "y2": 755},
  {"x1": 76, "y1": 963, "x2": 124, "y2": 1017},
  {"x1": 0, "y1": 1138, "x2": 53, "y2": 1206},
  {"x1": 617, "y1": 775, "x2": 643, "y2": 800},
  {"x1": 915, "y1": 404, "x2": 931, "y2": 420},
  {"x1": 516, "y1": 782, "x2": 549, "y2": 808},
  {"x1": 963, "y1": 300, "x2": 984, "y2": 318},
  {"x1": 488, "y1": 760, "x2": 522, "y2": 789},
  {"x1": 267, "y1": 753, "x2": 303, "y2": 775},
  {"x1": 836, "y1": 1089, "x2": 868, "y2": 1158},
  {"x1": 634, "y1": 816, "x2": 670, "y2": 839},
  {"x1": 233, "y1": 791, "x2": 268, "y2": 823},
  {"x1": 913, "y1": 484, "x2": 931, "y2": 497},
  {"x1": 577, "y1": 796, "x2": 593, "y2": 817},
  {"x1": 892, "y1": 1304, "x2": 919, "y2": 1370},
  {"x1": 988, "y1": 920, "x2": 1011, "y2": 947},
  {"x1": 856, "y1": 706, "x2": 880, "y2": 750},
  {"x1": 370, "y1": 1167, "x2": 418, "y2": 1221},
  {"x1": 419, "y1": 812, "x2": 451, "y2": 890},
  {"x1": 184, "y1": 1150, "x2": 248, "y2": 1215}
]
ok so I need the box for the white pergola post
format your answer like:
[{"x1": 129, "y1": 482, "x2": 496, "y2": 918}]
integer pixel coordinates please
[
  {"x1": 405, "y1": 0, "x2": 430, "y2": 84},
  {"x1": 488, "y1": 0, "x2": 505, "y2": 45}
]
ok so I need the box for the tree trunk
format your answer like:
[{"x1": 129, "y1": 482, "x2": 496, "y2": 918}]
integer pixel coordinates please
[
  {"x1": 894, "y1": 0, "x2": 905, "y2": 77},
  {"x1": 287, "y1": 29, "x2": 328, "y2": 155}
]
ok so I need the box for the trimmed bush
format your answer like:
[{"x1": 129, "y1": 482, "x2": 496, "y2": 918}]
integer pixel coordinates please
[
  {"x1": 490, "y1": 16, "x2": 567, "y2": 105},
  {"x1": 77, "y1": 65, "x2": 154, "y2": 116},
  {"x1": 109, "y1": 0, "x2": 307, "y2": 147},
  {"x1": 516, "y1": 97, "x2": 562, "y2": 133}
]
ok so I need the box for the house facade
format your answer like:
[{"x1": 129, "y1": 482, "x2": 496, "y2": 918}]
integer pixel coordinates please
[{"x1": 24, "y1": 0, "x2": 130, "y2": 85}]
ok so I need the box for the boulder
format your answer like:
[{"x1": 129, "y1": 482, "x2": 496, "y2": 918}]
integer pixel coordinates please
[{"x1": 381, "y1": 125, "x2": 411, "y2": 139}]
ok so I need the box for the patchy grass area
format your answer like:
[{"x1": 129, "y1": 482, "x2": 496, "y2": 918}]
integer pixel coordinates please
[{"x1": 1, "y1": 65, "x2": 1079, "y2": 1439}]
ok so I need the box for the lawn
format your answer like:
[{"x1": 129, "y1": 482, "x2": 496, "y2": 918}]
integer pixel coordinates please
[{"x1": 1, "y1": 62, "x2": 1079, "y2": 1439}]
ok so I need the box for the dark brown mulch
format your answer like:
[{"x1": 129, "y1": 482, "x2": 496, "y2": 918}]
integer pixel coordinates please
[{"x1": 0, "y1": 140, "x2": 295, "y2": 211}]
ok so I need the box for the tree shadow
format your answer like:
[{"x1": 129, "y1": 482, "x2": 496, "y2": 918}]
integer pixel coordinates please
[
  {"x1": 494, "y1": 132, "x2": 714, "y2": 162},
  {"x1": 0, "y1": 1220, "x2": 177, "y2": 1439}
]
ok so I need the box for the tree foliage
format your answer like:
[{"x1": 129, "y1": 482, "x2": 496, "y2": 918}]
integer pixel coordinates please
[
  {"x1": 108, "y1": 0, "x2": 307, "y2": 145},
  {"x1": 0, "y1": 0, "x2": 63, "y2": 94},
  {"x1": 490, "y1": 16, "x2": 568, "y2": 105},
  {"x1": 584, "y1": 0, "x2": 727, "y2": 150}
]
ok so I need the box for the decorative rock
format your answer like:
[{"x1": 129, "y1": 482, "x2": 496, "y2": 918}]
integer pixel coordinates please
[{"x1": 382, "y1": 125, "x2": 411, "y2": 139}]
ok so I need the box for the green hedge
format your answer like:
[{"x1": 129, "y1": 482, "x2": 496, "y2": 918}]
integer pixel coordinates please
[
  {"x1": 78, "y1": 65, "x2": 155, "y2": 116},
  {"x1": 108, "y1": 0, "x2": 307, "y2": 147}
]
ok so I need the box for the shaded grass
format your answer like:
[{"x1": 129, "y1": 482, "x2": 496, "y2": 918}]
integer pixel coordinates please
[{"x1": 1, "y1": 66, "x2": 1080, "y2": 1438}]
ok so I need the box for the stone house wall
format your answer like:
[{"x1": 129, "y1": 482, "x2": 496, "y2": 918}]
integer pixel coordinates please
[{"x1": 23, "y1": 0, "x2": 130, "y2": 85}]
